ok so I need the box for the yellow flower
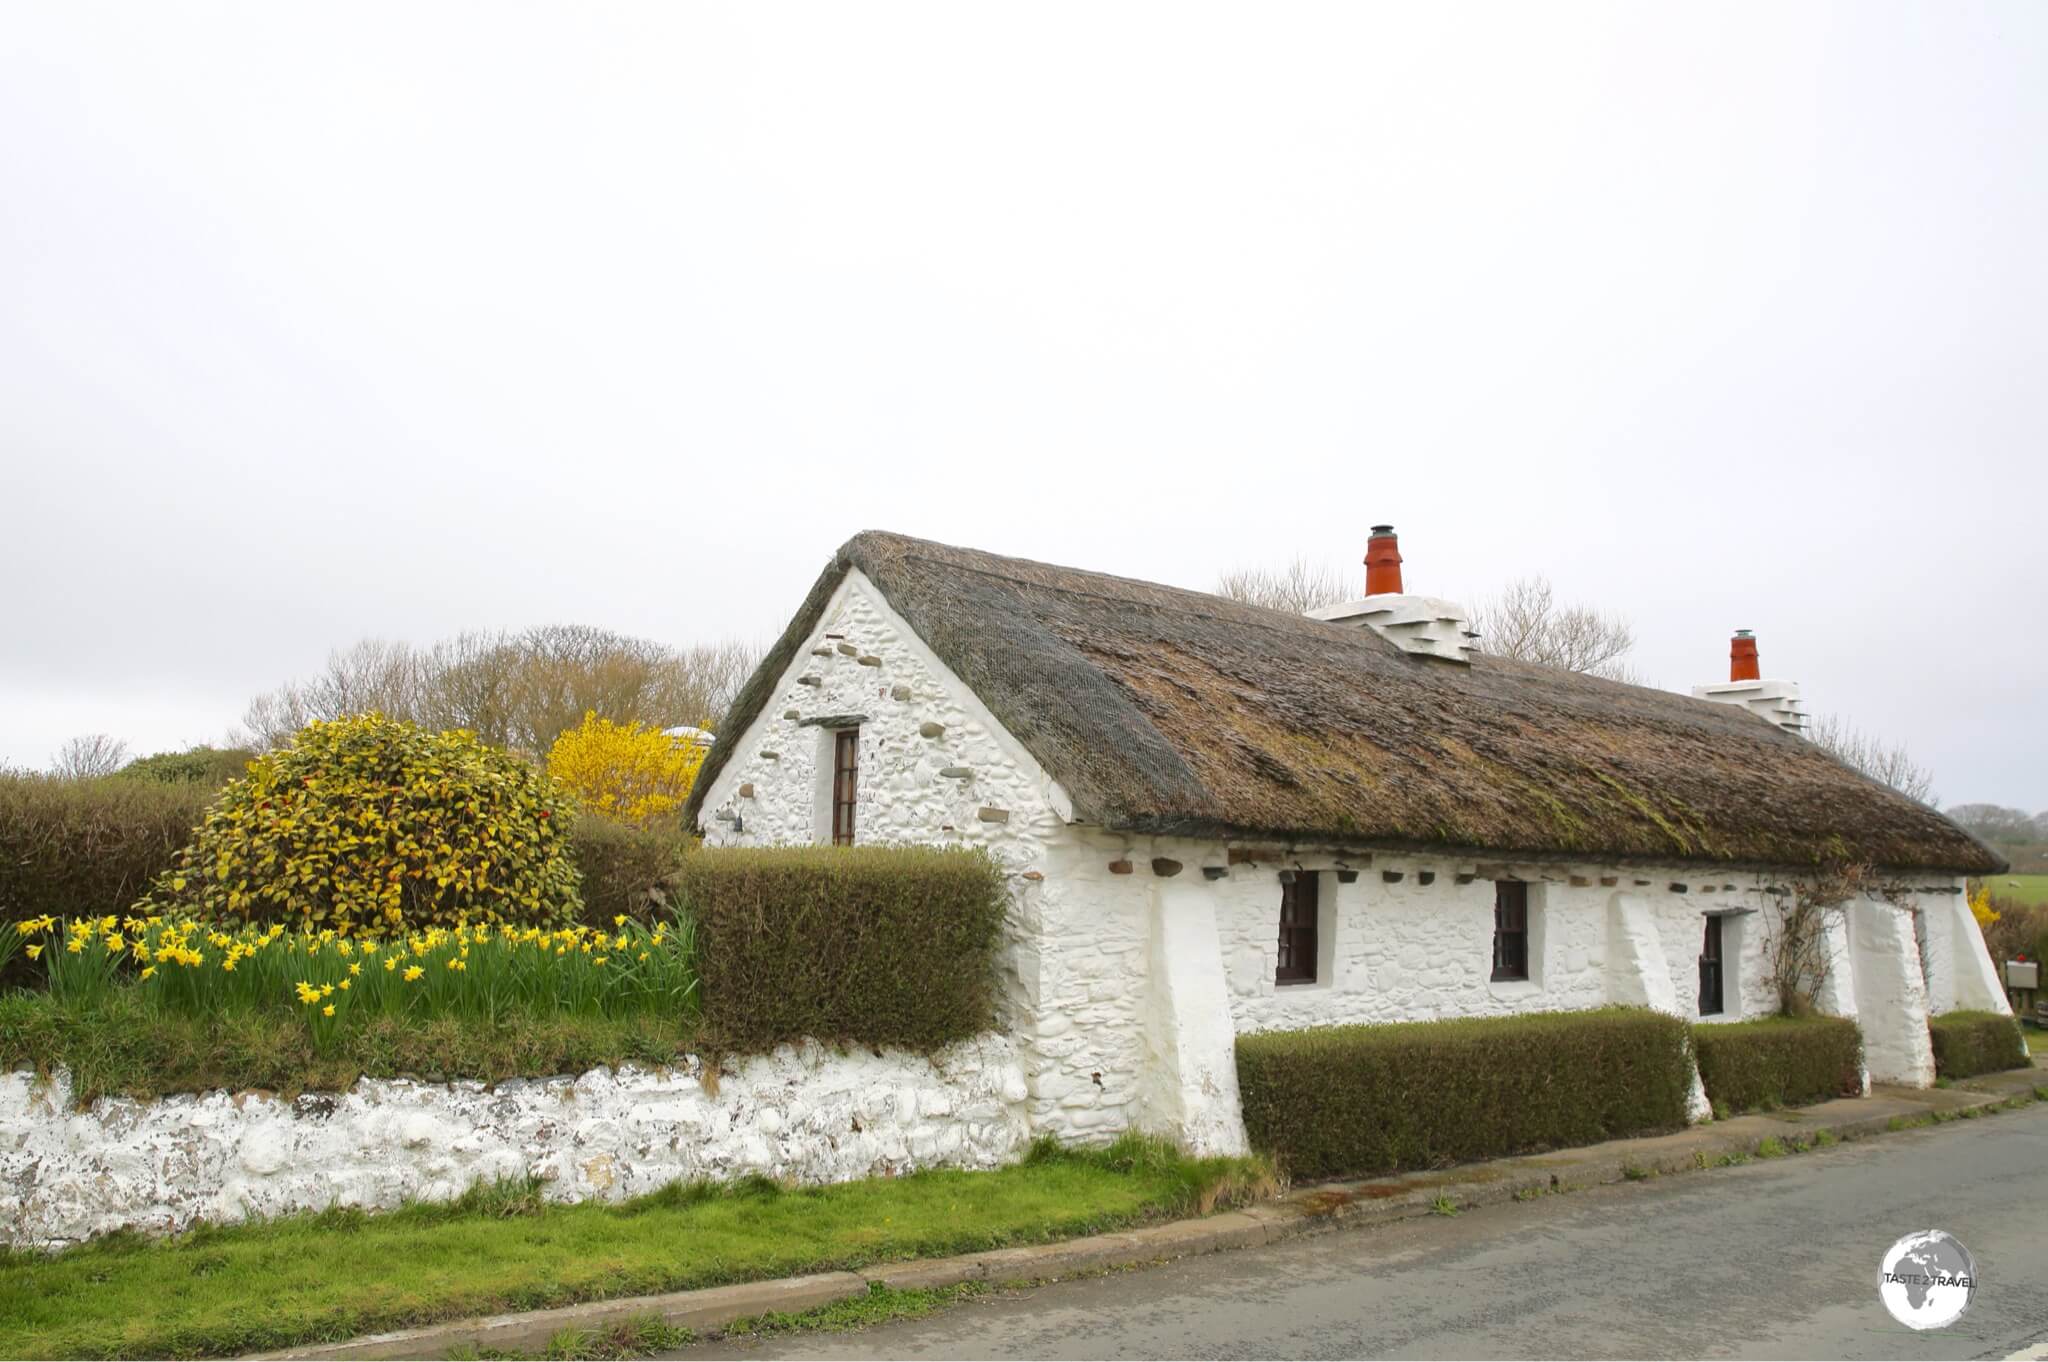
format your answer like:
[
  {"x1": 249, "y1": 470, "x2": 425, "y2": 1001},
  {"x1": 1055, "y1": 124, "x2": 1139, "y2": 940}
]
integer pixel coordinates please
[
  {"x1": 638, "y1": 952, "x2": 649, "y2": 962},
  {"x1": 222, "y1": 957, "x2": 237, "y2": 972},
  {"x1": 339, "y1": 978, "x2": 351, "y2": 990},
  {"x1": 594, "y1": 956, "x2": 609, "y2": 966},
  {"x1": 322, "y1": 1004, "x2": 335, "y2": 1017},
  {"x1": 384, "y1": 956, "x2": 398, "y2": 971},
  {"x1": 614, "y1": 914, "x2": 628, "y2": 927},
  {"x1": 25, "y1": 944, "x2": 41, "y2": 960},
  {"x1": 66, "y1": 940, "x2": 82, "y2": 955},
  {"x1": 348, "y1": 962, "x2": 362, "y2": 977},
  {"x1": 321, "y1": 983, "x2": 335, "y2": 998},
  {"x1": 404, "y1": 965, "x2": 424, "y2": 982},
  {"x1": 141, "y1": 966, "x2": 157, "y2": 980},
  {"x1": 106, "y1": 933, "x2": 126, "y2": 952}
]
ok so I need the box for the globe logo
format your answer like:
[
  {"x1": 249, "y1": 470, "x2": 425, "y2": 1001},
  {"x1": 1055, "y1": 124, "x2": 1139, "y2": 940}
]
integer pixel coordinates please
[{"x1": 1878, "y1": 1230, "x2": 1975, "y2": 1330}]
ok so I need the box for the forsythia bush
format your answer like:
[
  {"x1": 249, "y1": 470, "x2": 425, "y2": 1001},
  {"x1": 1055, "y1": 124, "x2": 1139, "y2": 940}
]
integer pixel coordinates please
[
  {"x1": 140, "y1": 714, "x2": 581, "y2": 931},
  {"x1": 1970, "y1": 885, "x2": 2000, "y2": 933},
  {"x1": 546, "y1": 712, "x2": 707, "y2": 827}
]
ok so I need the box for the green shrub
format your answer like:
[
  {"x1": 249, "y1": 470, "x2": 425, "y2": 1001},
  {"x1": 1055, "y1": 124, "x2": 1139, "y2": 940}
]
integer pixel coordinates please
[
  {"x1": 140, "y1": 714, "x2": 582, "y2": 932},
  {"x1": 1928, "y1": 1009, "x2": 2029, "y2": 1078},
  {"x1": 116, "y1": 745, "x2": 257, "y2": 787},
  {"x1": 678, "y1": 846, "x2": 1007, "y2": 1053},
  {"x1": 570, "y1": 815, "x2": 694, "y2": 927},
  {"x1": 0, "y1": 774, "x2": 210, "y2": 921},
  {"x1": 1234, "y1": 1007, "x2": 1695, "y2": 1181},
  {"x1": 1693, "y1": 1015, "x2": 1864, "y2": 1114}
]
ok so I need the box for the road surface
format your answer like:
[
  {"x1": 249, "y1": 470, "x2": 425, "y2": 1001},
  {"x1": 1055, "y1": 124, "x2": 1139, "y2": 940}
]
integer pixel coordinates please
[{"x1": 675, "y1": 1102, "x2": 2048, "y2": 1360}]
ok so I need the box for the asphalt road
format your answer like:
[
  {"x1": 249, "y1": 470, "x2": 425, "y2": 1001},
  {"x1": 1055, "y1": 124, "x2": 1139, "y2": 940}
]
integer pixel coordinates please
[{"x1": 675, "y1": 1102, "x2": 2048, "y2": 1360}]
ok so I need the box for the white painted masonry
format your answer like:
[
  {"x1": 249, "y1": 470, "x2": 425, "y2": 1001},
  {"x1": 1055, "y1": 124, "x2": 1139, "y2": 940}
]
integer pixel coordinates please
[
  {"x1": 0, "y1": 1036, "x2": 1029, "y2": 1251},
  {"x1": 695, "y1": 563, "x2": 2008, "y2": 1155}
]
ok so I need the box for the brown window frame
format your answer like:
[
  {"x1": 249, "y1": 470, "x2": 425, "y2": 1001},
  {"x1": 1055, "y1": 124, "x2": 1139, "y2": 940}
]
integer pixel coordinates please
[
  {"x1": 1491, "y1": 881, "x2": 1529, "y2": 982},
  {"x1": 1698, "y1": 914, "x2": 1725, "y2": 1016},
  {"x1": 830, "y1": 727, "x2": 859, "y2": 846},
  {"x1": 1275, "y1": 873, "x2": 1320, "y2": 985}
]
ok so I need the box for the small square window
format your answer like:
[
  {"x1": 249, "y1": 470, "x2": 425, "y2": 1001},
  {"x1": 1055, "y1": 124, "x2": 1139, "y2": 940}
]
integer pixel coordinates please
[
  {"x1": 1491, "y1": 881, "x2": 1529, "y2": 982},
  {"x1": 1275, "y1": 873, "x2": 1320, "y2": 985}
]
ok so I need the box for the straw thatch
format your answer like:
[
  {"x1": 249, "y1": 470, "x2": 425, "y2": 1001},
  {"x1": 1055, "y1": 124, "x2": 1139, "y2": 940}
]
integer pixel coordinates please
[{"x1": 689, "y1": 532, "x2": 2000, "y2": 874}]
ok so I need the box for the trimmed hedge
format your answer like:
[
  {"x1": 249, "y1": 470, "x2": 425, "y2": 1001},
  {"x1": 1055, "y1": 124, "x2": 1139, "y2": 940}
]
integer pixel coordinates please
[
  {"x1": 678, "y1": 846, "x2": 1007, "y2": 1053},
  {"x1": 0, "y1": 774, "x2": 211, "y2": 922},
  {"x1": 1929, "y1": 1010, "x2": 2029, "y2": 1078},
  {"x1": 569, "y1": 815, "x2": 694, "y2": 927},
  {"x1": 1234, "y1": 1007, "x2": 1695, "y2": 1180},
  {"x1": 1693, "y1": 1016, "x2": 1863, "y2": 1115}
]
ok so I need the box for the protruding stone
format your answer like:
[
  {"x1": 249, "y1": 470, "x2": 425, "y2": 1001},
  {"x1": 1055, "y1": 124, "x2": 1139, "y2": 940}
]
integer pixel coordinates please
[
  {"x1": 782, "y1": 709, "x2": 801, "y2": 720},
  {"x1": 857, "y1": 655, "x2": 882, "y2": 667},
  {"x1": 1021, "y1": 870, "x2": 1044, "y2": 881},
  {"x1": 1599, "y1": 876, "x2": 1619, "y2": 887},
  {"x1": 976, "y1": 807, "x2": 1009, "y2": 823},
  {"x1": 1382, "y1": 870, "x2": 1405, "y2": 883},
  {"x1": 738, "y1": 783, "x2": 754, "y2": 798},
  {"x1": 811, "y1": 647, "x2": 833, "y2": 657},
  {"x1": 1569, "y1": 875, "x2": 1591, "y2": 888},
  {"x1": 939, "y1": 766, "x2": 972, "y2": 779},
  {"x1": 891, "y1": 685, "x2": 912, "y2": 701},
  {"x1": 836, "y1": 642, "x2": 859, "y2": 656},
  {"x1": 760, "y1": 750, "x2": 780, "y2": 761},
  {"x1": 797, "y1": 676, "x2": 821, "y2": 687},
  {"x1": 1151, "y1": 858, "x2": 1184, "y2": 878},
  {"x1": 920, "y1": 722, "x2": 945, "y2": 738},
  {"x1": 1202, "y1": 866, "x2": 1229, "y2": 880},
  {"x1": 1669, "y1": 883, "x2": 1688, "y2": 894},
  {"x1": 1335, "y1": 869, "x2": 1360, "y2": 884},
  {"x1": 1108, "y1": 859, "x2": 1134, "y2": 875}
]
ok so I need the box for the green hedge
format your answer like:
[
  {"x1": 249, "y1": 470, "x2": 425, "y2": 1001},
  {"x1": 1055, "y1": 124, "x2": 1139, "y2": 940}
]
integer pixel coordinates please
[
  {"x1": 568, "y1": 815, "x2": 694, "y2": 927},
  {"x1": 677, "y1": 846, "x2": 1007, "y2": 1053},
  {"x1": 1929, "y1": 1010, "x2": 2029, "y2": 1078},
  {"x1": 1693, "y1": 1016, "x2": 1863, "y2": 1115},
  {"x1": 0, "y1": 774, "x2": 212, "y2": 922},
  {"x1": 1234, "y1": 1007, "x2": 1695, "y2": 1180}
]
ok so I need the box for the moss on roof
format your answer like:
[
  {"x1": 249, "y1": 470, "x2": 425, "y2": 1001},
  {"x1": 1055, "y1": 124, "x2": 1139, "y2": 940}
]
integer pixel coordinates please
[{"x1": 687, "y1": 532, "x2": 2001, "y2": 875}]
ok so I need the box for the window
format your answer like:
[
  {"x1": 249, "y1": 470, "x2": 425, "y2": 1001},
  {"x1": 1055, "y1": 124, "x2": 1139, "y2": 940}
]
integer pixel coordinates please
[
  {"x1": 1275, "y1": 873, "x2": 1319, "y2": 985},
  {"x1": 1491, "y1": 881, "x2": 1529, "y2": 981},
  {"x1": 1698, "y1": 914, "x2": 1725, "y2": 1016},
  {"x1": 830, "y1": 727, "x2": 859, "y2": 846}
]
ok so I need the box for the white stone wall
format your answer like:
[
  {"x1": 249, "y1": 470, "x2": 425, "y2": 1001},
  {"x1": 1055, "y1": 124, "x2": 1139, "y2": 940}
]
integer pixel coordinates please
[
  {"x1": 0, "y1": 1036, "x2": 1030, "y2": 1252},
  {"x1": 696, "y1": 570, "x2": 1068, "y2": 870}
]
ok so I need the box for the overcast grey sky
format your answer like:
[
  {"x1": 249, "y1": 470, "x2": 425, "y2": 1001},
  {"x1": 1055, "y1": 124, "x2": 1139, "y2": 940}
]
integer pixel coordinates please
[{"x1": 2, "y1": 3, "x2": 2043, "y2": 807}]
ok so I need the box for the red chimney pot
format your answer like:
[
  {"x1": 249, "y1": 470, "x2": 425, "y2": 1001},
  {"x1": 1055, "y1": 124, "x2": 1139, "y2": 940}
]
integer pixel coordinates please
[
  {"x1": 1365, "y1": 525, "x2": 1403, "y2": 596},
  {"x1": 1730, "y1": 630, "x2": 1760, "y2": 683}
]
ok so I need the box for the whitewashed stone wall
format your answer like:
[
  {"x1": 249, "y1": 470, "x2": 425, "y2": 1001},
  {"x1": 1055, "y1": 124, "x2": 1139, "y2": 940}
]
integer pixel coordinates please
[
  {"x1": 696, "y1": 570, "x2": 1067, "y2": 869},
  {"x1": 0, "y1": 1036, "x2": 1029, "y2": 1252}
]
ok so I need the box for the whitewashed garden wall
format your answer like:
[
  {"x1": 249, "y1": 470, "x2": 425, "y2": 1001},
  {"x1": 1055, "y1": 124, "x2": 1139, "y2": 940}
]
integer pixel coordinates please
[{"x1": 1, "y1": 1036, "x2": 1029, "y2": 1251}]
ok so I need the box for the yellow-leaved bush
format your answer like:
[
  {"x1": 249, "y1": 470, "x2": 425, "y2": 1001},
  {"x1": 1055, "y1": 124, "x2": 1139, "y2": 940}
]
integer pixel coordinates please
[
  {"x1": 139, "y1": 714, "x2": 581, "y2": 931},
  {"x1": 1970, "y1": 885, "x2": 2000, "y2": 932},
  {"x1": 545, "y1": 711, "x2": 707, "y2": 828}
]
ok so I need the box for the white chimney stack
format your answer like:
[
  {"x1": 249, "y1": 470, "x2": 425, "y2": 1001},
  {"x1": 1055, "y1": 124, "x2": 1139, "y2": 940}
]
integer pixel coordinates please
[
  {"x1": 1307, "y1": 525, "x2": 1477, "y2": 663},
  {"x1": 1692, "y1": 630, "x2": 1808, "y2": 734}
]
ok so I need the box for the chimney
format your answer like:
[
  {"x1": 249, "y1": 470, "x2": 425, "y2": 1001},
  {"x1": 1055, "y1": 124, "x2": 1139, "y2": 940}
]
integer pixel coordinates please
[
  {"x1": 1692, "y1": 629, "x2": 1806, "y2": 734},
  {"x1": 1365, "y1": 525, "x2": 1404, "y2": 596},
  {"x1": 1308, "y1": 523, "x2": 1475, "y2": 663},
  {"x1": 1729, "y1": 630, "x2": 1760, "y2": 682}
]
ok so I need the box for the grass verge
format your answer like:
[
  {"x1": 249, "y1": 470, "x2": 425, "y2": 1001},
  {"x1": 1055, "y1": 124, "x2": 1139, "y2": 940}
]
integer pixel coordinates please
[
  {"x1": 0, "y1": 1134, "x2": 1275, "y2": 1360},
  {"x1": 0, "y1": 990, "x2": 694, "y2": 1104}
]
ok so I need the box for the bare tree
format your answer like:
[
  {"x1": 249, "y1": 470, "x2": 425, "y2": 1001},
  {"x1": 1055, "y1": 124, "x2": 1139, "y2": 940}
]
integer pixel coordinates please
[
  {"x1": 52, "y1": 733, "x2": 130, "y2": 779},
  {"x1": 1807, "y1": 713, "x2": 1937, "y2": 806},
  {"x1": 1214, "y1": 557, "x2": 1351, "y2": 614},
  {"x1": 234, "y1": 626, "x2": 766, "y2": 755},
  {"x1": 1469, "y1": 576, "x2": 1639, "y2": 681}
]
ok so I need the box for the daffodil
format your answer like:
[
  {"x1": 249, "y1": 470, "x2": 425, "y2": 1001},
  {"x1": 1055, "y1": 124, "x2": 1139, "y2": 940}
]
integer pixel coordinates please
[{"x1": 322, "y1": 1004, "x2": 335, "y2": 1017}]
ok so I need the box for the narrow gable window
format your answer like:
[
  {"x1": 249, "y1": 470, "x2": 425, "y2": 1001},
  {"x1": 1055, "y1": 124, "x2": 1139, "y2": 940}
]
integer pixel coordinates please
[
  {"x1": 1491, "y1": 880, "x2": 1529, "y2": 981},
  {"x1": 831, "y1": 727, "x2": 859, "y2": 846},
  {"x1": 1275, "y1": 873, "x2": 1319, "y2": 985}
]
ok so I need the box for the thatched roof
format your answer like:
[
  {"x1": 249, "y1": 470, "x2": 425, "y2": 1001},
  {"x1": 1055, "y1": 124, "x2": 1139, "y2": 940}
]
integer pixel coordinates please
[{"x1": 689, "y1": 532, "x2": 2001, "y2": 875}]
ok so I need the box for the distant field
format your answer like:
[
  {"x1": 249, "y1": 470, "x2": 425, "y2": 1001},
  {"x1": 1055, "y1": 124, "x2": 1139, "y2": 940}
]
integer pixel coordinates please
[{"x1": 1983, "y1": 874, "x2": 2048, "y2": 908}]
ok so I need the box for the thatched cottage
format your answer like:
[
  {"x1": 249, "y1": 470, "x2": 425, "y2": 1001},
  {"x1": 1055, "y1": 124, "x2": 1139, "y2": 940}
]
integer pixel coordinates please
[{"x1": 684, "y1": 529, "x2": 2009, "y2": 1154}]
